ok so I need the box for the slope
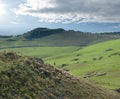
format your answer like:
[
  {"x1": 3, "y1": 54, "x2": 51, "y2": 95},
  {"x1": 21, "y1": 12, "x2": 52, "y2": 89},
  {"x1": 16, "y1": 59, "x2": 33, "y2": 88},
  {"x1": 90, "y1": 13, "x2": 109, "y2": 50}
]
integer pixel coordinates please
[
  {"x1": 1, "y1": 39, "x2": 120, "y2": 89},
  {"x1": 0, "y1": 28, "x2": 120, "y2": 48},
  {"x1": 0, "y1": 52, "x2": 119, "y2": 99}
]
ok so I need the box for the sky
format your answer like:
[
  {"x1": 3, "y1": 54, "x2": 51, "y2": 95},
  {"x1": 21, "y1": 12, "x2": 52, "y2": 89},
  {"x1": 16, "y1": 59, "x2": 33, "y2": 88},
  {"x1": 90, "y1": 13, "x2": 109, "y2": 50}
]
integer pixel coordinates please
[{"x1": 0, "y1": 0, "x2": 120, "y2": 35}]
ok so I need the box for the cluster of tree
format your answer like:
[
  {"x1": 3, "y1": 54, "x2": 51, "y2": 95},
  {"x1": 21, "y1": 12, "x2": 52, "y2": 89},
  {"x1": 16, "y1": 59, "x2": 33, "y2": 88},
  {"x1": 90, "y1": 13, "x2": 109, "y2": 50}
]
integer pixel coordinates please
[
  {"x1": 0, "y1": 36, "x2": 12, "y2": 38},
  {"x1": 99, "y1": 32, "x2": 120, "y2": 35},
  {"x1": 23, "y1": 28, "x2": 65, "y2": 39}
]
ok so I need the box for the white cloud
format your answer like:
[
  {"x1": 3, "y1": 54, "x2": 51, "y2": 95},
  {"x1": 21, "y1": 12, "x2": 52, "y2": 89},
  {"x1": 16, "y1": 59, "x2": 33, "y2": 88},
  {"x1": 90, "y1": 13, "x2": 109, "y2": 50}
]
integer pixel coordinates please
[
  {"x1": 13, "y1": 0, "x2": 120, "y2": 23},
  {"x1": 0, "y1": 0, "x2": 7, "y2": 21},
  {"x1": 11, "y1": 21, "x2": 19, "y2": 24}
]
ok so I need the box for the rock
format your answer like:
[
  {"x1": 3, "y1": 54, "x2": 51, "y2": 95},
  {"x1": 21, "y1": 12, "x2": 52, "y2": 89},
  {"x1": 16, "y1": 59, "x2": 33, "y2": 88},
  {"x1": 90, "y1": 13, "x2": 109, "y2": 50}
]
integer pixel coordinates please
[
  {"x1": 115, "y1": 88, "x2": 120, "y2": 93},
  {"x1": 83, "y1": 72, "x2": 97, "y2": 78},
  {"x1": 96, "y1": 72, "x2": 107, "y2": 76}
]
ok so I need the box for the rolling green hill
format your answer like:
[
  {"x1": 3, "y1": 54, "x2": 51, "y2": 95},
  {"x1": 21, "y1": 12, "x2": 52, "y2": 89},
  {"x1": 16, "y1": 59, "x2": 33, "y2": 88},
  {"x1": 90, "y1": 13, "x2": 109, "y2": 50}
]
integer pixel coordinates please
[
  {"x1": 0, "y1": 27, "x2": 120, "y2": 92},
  {"x1": 1, "y1": 39, "x2": 120, "y2": 90},
  {"x1": 0, "y1": 52, "x2": 119, "y2": 98},
  {"x1": 0, "y1": 28, "x2": 120, "y2": 48}
]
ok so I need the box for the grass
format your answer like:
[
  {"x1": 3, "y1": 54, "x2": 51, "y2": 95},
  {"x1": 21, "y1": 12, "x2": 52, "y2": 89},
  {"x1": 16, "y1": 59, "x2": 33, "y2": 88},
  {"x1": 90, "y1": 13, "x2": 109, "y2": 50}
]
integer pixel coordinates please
[
  {"x1": 0, "y1": 52, "x2": 119, "y2": 99},
  {"x1": 1, "y1": 39, "x2": 120, "y2": 89},
  {"x1": 1, "y1": 30, "x2": 120, "y2": 48}
]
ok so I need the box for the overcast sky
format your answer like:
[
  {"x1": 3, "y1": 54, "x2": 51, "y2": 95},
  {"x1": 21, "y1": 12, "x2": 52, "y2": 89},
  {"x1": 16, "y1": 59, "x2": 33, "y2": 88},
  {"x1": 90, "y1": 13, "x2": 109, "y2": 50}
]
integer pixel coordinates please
[{"x1": 0, "y1": 0, "x2": 120, "y2": 35}]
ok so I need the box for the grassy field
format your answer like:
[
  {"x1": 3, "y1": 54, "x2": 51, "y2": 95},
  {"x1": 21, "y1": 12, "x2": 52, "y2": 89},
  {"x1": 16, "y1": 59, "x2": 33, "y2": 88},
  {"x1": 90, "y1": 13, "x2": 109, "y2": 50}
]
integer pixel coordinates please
[
  {"x1": 1, "y1": 39, "x2": 120, "y2": 89},
  {"x1": 0, "y1": 52, "x2": 119, "y2": 98}
]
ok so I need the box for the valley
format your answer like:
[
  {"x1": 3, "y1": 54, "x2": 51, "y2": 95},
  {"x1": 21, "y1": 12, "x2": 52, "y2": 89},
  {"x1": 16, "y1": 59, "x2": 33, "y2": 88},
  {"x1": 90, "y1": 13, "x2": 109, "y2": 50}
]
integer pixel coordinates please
[
  {"x1": 0, "y1": 28, "x2": 120, "y2": 98},
  {"x1": 1, "y1": 0, "x2": 120, "y2": 98},
  {"x1": 1, "y1": 38, "x2": 120, "y2": 90}
]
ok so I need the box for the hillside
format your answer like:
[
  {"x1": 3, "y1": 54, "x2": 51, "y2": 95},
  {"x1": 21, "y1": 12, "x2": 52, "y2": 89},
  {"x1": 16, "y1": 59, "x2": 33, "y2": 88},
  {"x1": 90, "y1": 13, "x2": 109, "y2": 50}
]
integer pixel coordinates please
[
  {"x1": 0, "y1": 28, "x2": 120, "y2": 48},
  {"x1": 22, "y1": 28, "x2": 120, "y2": 46},
  {"x1": 23, "y1": 28, "x2": 65, "y2": 39},
  {"x1": 2, "y1": 39, "x2": 120, "y2": 90},
  {"x1": 0, "y1": 52, "x2": 119, "y2": 99}
]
